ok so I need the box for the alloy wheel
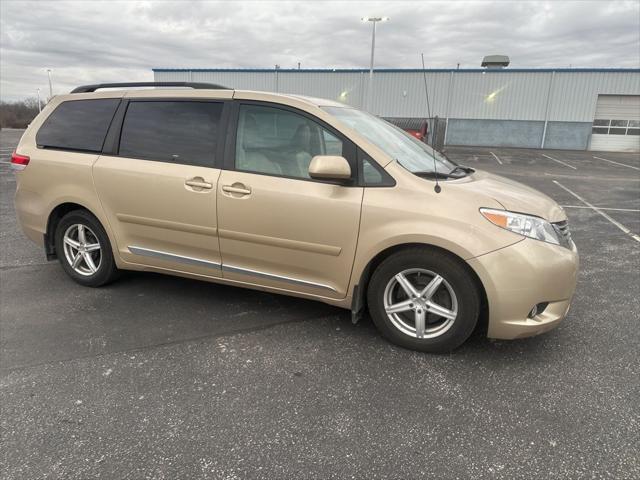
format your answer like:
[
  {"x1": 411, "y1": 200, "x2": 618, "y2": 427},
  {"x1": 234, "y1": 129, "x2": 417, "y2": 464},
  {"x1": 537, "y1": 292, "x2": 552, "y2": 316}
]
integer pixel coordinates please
[
  {"x1": 383, "y1": 268, "x2": 458, "y2": 339},
  {"x1": 62, "y1": 224, "x2": 102, "y2": 276}
]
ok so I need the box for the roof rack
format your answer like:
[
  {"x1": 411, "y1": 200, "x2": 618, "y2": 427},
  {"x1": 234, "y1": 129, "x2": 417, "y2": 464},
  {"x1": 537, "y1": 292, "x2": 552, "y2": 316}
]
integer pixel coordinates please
[{"x1": 70, "y1": 82, "x2": 230, "y2": 94}]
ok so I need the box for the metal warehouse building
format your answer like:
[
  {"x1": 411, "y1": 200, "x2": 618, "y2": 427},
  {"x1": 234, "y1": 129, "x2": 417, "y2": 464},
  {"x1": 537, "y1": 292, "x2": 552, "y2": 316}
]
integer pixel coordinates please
[{"x1": 154, "y1": 68, "x2": 640, "y2": 152}]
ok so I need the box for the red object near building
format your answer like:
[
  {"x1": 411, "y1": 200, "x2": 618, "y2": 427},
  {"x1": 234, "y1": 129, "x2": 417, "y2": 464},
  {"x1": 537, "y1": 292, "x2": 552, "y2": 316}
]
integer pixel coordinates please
[
  {"x1": 385, "y1": 118, "x2": 429, "y2": 142},
  {"x1": 406, "y1": 128, "x2": 425, "y2": 140}
]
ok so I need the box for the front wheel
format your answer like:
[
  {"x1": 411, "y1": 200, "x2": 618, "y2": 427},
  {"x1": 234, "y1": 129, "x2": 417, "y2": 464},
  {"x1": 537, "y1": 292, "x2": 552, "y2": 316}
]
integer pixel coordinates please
[
  {"x1": 367, "y1": 248, "x2": 480, "y2": 353},
  {"x1": 54, "y1": 210, "x2": 119, "y2": 287}
]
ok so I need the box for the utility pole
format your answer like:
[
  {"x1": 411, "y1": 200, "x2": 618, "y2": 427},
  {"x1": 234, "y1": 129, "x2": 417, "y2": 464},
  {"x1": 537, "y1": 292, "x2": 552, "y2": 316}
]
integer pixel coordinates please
[
  {"x1": 361, "y1": 16, "x2": 388, "y2": 113},
  {"x1": 47, "y1": 69, "x2": 53, "y2": 99}
]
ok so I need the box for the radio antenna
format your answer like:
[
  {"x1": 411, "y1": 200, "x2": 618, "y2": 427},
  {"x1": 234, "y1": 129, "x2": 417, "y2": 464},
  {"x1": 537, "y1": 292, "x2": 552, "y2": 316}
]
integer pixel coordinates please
[{"x1": 421, "y1": 53, "x2": 441, "y2": 193}]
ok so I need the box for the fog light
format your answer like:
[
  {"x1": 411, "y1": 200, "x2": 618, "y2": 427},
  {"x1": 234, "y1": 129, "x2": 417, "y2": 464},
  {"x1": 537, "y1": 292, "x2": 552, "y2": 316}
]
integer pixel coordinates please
[{"x1": 528, "y1": 302, "x2": 549, "y2": 319}]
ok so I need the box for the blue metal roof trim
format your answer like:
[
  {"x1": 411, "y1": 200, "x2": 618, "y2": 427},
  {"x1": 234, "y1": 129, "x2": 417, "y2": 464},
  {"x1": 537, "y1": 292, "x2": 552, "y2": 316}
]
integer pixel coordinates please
[{"x1": 153, "y1": 67, "x2": 640, "y2": 73}]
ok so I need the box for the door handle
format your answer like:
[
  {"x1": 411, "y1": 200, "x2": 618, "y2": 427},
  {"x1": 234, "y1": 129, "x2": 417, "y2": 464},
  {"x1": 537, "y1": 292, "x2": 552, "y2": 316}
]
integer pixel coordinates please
[
  {"x1": 222, "y1": 184, "x2": 251, "y2": 195},
  {"x1": 185, "y1": 178, "x2": 213, "y2": 189}
]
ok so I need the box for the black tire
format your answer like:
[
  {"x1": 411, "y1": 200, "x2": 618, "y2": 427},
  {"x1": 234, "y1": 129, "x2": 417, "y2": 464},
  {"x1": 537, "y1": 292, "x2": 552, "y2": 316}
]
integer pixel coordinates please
[
  {"x1": 54, "y1": 209, "x2": 119, "y2": 287},
  {"x1": 367, "y1": 247, "x2": 480, "y2": 353}
]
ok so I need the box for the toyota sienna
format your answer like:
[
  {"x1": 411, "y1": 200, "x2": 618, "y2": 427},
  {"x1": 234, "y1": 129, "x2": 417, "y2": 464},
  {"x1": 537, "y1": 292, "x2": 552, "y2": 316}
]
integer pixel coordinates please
[{"x1": 12, "y1": 82, "x2": 579, "y2": 352}]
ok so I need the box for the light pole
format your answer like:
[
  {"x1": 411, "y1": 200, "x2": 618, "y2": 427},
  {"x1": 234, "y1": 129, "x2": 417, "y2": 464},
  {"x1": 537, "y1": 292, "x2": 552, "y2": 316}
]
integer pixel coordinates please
[
  {"x1": 361, "y1": 16, "x2": 388, "y2": 112},
  {"x1": 47, "y1": 69, "x2": 53, "y2": 99},
  {"x1": 36, "y1": 88, "x2": 42, "y2": 112}
]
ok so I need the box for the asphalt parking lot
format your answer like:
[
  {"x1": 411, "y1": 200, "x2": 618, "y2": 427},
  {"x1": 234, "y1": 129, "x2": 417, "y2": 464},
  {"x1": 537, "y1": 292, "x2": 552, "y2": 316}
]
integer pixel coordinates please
[{"x1": 1, "y1": 128, "x2": 639, "y2": 479}]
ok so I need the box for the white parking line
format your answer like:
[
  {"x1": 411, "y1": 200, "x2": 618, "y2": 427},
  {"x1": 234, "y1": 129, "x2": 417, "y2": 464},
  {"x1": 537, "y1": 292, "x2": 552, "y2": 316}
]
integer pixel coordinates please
[
  {"x1": 543, "y1": 172, "x2": 639, "y2": 182},
  {"x1": 561, "y1": 205, "x2": 640, "y2": 212},
  {"x1": 489, "y1": 151, "x2": 503, "y2": 165},
  {"x1": 554, "y1": 180, "x2": 640, "y2": 243},
  {"x1": 593, "y1": 156, "x2": 640, "y2": 171},
  {"x1": 542, "y1": 154, "x2": 577, "y2": 170}
]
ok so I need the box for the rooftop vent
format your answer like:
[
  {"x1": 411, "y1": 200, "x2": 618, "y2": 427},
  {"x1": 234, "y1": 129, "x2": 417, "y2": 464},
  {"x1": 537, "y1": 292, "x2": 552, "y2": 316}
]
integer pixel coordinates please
[{"x1": 481, "y1": 55, "x2": 510, "y2": 69}]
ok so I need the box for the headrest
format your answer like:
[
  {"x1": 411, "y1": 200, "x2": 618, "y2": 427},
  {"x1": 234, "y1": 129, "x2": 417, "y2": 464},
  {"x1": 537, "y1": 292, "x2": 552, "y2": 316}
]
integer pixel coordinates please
[
  {"x1": 291, "y1": 123, "x2": 311, "y2": 149},
  {"x1": 241, "y1": 113, "x2": 263, "y2": 149}
]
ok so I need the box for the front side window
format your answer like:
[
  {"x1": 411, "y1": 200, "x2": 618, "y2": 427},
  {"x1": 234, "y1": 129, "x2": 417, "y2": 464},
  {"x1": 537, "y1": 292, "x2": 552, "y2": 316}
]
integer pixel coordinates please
[
  {"x1": 362, "y1": 158, "x2": 384, "y2": 185},
  {"x1": 235, "y1": 104, "x2": 343, "y2": 179},
  {"x1": 36, "y1": 99, "x2": 120, "y2": 152},
  {"x1": 119, "y1": 101, "x2": 223, "y2": 166}
]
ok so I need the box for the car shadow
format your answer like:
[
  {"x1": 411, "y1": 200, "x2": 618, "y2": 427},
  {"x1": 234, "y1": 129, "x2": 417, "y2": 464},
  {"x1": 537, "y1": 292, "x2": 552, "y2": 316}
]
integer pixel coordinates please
[{"x1": 2, "y1": 264, "x2": 567, "y2": 370}]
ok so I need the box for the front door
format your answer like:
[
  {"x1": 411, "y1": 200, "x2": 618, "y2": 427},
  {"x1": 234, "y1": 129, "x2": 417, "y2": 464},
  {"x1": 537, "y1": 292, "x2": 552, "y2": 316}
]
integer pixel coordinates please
[
  {"x1": 217, "y1": 103, "x2": 363, "y2": 298},
  {"x1": 93, "y1": 99, "x2": 226, "y2": 277}
]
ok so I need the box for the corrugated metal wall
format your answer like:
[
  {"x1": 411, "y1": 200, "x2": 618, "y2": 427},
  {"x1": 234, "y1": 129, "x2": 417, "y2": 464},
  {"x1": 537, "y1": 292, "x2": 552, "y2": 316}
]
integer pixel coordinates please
[{"x1": 154, "y1": 69, "x2": 640, "y2": 122}]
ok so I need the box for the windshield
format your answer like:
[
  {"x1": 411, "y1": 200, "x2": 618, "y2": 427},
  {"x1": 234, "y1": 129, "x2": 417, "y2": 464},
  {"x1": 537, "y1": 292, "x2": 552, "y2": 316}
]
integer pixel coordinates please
[{"x1": 322, "y1": 106, "x2": 457, "y2": 174}]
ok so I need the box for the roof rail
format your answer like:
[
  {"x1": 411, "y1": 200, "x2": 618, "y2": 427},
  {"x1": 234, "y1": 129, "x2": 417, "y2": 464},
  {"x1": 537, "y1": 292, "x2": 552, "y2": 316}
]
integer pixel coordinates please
[{"x1": 70, "y1": 82, "x2": 230, "y2": 93}]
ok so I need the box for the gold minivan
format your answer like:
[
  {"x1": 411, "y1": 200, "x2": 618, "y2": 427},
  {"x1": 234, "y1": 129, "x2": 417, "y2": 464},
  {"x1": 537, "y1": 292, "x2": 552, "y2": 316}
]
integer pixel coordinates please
[{"x1": 12, "y1": 82, "x2": 579, "y2": 352}]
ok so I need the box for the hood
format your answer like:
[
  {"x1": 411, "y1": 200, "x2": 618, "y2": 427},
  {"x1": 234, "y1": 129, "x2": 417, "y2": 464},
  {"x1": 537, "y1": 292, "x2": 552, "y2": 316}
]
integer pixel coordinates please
[{"x1": 454, "y1": 170, "x2": 567, "y2": 222}]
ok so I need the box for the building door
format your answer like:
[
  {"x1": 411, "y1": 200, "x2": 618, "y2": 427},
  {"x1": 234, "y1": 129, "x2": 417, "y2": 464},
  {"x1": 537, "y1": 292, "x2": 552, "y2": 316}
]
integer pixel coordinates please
[{"x1": 590, "y1": 95, "x2": 640, "y2": 152}]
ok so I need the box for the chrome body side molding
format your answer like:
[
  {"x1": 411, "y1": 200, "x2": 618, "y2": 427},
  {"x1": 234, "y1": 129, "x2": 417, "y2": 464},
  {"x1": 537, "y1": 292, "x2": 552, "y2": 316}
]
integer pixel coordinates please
[
  {"x1": 128, "y1": 246, "x2": 221, "y2": 269},
  {"x1": 127, "y1": 246, "x2": 335, "y2": 292},
  {"x1": 222, "y1": 264, "x2": 336, "y2": 292}
]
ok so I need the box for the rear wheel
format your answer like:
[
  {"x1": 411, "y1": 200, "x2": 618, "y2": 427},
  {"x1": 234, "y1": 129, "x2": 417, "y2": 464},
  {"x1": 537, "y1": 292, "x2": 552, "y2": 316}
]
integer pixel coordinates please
[
  {"x1": 54, "y1": 210, "x2": 119, "y2": 287},
  {"x1": 367, "y1": 248, "x2": 480, "y2": 353}
]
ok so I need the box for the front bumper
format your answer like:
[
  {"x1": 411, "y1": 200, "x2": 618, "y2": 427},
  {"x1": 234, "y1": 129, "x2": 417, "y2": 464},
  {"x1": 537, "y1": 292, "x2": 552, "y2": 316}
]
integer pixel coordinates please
[{"x1": 468, "y1": 238, "x2": 579, "y2": 340}]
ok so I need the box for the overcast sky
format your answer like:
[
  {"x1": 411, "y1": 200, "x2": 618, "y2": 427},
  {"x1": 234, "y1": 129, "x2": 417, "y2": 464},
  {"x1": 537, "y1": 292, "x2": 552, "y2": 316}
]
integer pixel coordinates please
[{"x1": 1, "y1": 0, "x2": 639, "y2": 101}]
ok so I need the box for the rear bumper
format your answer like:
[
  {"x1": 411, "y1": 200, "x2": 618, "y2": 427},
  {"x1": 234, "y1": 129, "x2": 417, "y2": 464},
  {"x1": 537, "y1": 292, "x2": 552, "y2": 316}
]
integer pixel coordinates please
[
  {"x1": 468, "y1": 238, "x2": 579, "y2": 340},
  {"x1": 14, "y1": 187, "x2": 46, "y2": 247}
]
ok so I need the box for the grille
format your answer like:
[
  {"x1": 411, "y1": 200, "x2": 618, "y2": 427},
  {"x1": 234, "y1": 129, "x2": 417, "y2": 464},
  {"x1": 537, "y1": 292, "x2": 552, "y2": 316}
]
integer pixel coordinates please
[{"x1": 553, "y1": 220, "x2": 573, "y2": 249}]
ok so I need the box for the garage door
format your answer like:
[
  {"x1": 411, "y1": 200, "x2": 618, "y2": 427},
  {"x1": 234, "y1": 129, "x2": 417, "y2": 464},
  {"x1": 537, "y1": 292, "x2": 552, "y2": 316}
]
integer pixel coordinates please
[{"x1": 590, "y1": 95, "x2": 640, "y2": 152}]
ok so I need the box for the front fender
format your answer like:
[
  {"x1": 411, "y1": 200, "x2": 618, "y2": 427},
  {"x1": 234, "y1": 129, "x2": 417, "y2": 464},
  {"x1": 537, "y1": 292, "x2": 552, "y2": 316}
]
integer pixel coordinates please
[{"x1": 348, "y1": 182, "x2": 523, "y2": 299}]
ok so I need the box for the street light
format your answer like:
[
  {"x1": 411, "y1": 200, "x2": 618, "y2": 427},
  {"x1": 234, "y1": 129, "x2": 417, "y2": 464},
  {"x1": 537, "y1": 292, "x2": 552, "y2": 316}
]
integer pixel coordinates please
[
  {"x1": 47, "y1": 69, "x2": 53, "y2": 99},
  {"x1": 361, "y1": 16, "x2": 389, "y2": 112}
]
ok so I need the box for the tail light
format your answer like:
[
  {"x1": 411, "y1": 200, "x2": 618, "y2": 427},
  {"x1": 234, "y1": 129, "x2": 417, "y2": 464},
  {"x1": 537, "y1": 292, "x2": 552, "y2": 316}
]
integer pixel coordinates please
[{"x1": 10, "y1": 152, "x2": 30, "y2": 171}]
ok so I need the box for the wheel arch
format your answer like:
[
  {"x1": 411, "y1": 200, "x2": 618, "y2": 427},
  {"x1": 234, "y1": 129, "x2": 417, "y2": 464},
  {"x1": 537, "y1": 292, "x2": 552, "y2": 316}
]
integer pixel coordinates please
[
  {"x1": 351, "y1": 242, "x2": 489, "y2": 333},
  {"x1": 45, "y1": 202, "x2": 100, "y2": 260}
]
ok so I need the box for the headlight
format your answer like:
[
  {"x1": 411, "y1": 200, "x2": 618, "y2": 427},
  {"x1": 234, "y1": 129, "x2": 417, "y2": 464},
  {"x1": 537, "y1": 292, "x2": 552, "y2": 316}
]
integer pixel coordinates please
[{"x1": 480, "y1": 208, "x2": 561, "y2": 245}]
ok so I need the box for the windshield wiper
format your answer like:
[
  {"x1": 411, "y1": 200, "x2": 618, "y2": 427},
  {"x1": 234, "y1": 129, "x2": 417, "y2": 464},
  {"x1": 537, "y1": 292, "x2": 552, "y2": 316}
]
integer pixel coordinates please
[
  {"x1": 412, "y1": 170, "x2": 459, "y2": 179},
  {"x1": 449, "y1": 165, "x2": 475, "y2": 176}
]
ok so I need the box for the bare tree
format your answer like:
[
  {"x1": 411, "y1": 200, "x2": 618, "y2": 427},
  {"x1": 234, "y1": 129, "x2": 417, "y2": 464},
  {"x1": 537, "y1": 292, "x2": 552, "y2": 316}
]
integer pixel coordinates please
[{"x1": 0, "y1": 98, "x2": 41, "y2": 129}]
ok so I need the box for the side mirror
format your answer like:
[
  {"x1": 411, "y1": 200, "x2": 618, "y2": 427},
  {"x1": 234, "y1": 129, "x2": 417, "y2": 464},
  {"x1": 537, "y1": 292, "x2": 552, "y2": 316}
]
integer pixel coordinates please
[{"x1": 308, "y1": 155, "x2": 351, "y2": 181}]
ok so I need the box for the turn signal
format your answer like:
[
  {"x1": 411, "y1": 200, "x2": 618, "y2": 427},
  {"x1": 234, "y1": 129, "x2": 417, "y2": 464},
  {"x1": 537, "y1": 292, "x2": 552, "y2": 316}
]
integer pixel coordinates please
[{"x1": 480, "y1": 210, "x2": 508, "y2": 227}]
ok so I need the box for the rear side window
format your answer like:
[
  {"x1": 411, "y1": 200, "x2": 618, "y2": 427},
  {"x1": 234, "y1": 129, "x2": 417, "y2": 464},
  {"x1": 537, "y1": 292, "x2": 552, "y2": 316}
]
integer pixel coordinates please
[
  {"x1": 36, "y1": 99, "x2": 120, "y2": 152},
  {"x1": 118, "y1": 101, "x2": 223, "y2": 166}
]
